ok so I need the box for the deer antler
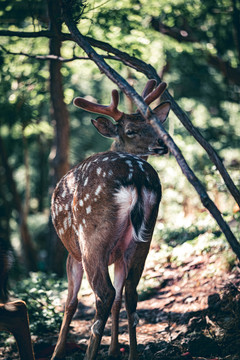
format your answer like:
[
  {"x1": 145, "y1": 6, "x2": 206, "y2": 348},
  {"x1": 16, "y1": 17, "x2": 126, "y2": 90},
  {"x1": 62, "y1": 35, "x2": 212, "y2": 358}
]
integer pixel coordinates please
[
  {"x1": 74, "y1": 90, "x2": 123, "y2": 121},
  {"x1": 143, "y1": 81, "x2": 167, "y2": 105},
  {"x1": 141, "y1": 79, "x2": 157, "y2": 99}
]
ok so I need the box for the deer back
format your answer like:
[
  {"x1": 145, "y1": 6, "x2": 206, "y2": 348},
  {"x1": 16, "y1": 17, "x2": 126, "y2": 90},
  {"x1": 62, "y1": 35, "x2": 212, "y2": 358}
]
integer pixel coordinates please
[{"x1": 51, "y1": 151, "x2": 161, "y2": 262}]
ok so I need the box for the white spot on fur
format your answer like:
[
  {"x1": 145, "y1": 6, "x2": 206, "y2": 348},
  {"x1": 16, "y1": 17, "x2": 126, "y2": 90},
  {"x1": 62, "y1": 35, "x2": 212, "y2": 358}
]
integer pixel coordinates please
[
  {"x1": 63, "y1": 217, "x2": 68, "y2": 230},
  {"x1": 79, "y1": 199, "x2": 84, "y2": 207},
  {"x1": 84, "y1": 177, "x2": 88, "y2": 186},
  {"x1": 102, "y1": 157, "x2": 109, "y2": 161},
  {"x1": 79, "y1": 224, "x2": 83, "y2": 234},
  {"x1": 97, "y1": 167, "x2": 102, "y2": 175},
  {"x1": 126, "y1": 160, "x2": 133, "y2": 168},
  {"x1": 65, "y1": 204, "x2": 69, "y2": 211},
  {"x1": 59, "y1": 228, "x2": 64, "y2": 236},
  {"x1": 84, "y1": 193, "x2": 89, "y2": 201},
  {"x1": 59, "y1": 205, "x2": 63, "y2": 212},
  {"x1": 62, "y1": 190, "x2": 66, "y2": 198},
  {"x1": 95, "y1": 185, "x2": 102, "y2": 196},
  {"x1": 73, "y1": 225, "x2": 78, "y2": 236},
  {"x1": 137, "y1": 161, "x2": 144, "y2": 172},
  {"x1": 86, "y1": 205, "x2": 91, "y2": 214},
  {"x1": 86, "y1": 162, "x2": 91, "y2": 170},
  {"x1": 128, "y1": 173, "x2": 133, "y2": 181},
  {"x1": 82, "y1": 218, "x2": 86, "y2": 225},
  {"x1": 118, "y1": 153, "x2": 126, "y2": 158},
  {"x1": 103, "y1": 172, "x2": 106, "y2": 177},
  {"x1": 108, "y1": 170, "x2": 113, "y2": 176},
  {"x1": 68, "y1": 214, "x2": 72, "y2": 227}
]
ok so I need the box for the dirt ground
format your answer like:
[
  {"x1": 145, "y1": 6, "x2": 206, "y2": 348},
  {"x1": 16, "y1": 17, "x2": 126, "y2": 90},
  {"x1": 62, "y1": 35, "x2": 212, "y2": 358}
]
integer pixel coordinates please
[
  {"x1": 32, "y1": 244, "x2": 240, "y2": 360},
  {"x1": 1, "y1": 244, "x2": 240, "y2": 360}
]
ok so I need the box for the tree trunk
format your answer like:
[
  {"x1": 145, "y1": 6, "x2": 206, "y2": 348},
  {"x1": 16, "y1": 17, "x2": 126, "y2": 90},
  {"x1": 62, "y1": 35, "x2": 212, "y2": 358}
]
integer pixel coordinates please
[
  {"x1": 47, "y1": 0, "x2": 69, "y2": 277},
  {"x1": 0, "y1": 135, "x2": 37, "y2": 272}
]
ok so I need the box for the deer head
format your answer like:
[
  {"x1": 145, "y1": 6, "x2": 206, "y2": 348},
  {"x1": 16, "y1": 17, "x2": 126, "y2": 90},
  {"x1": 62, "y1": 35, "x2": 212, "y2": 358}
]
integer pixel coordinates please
[{"x1": 73, "y1": 80, "x2": 171, "y2": 157}]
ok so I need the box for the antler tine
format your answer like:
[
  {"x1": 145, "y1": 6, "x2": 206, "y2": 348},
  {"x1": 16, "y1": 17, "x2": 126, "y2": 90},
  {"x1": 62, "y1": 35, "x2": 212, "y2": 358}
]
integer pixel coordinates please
[
  {"x1": 73, "y1": 90, "x2": 123, "y2": 121},
  {"x1": 141, "y1": 79, "x2": 157, "y2": 99},
  {"x1": 144, "y1": 82, "x2": 167, "y2": 106}
]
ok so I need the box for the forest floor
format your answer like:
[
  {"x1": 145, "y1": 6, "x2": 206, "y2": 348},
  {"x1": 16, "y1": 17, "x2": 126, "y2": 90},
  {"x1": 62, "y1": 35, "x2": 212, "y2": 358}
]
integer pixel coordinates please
[
  {"x1": 1, "y1": 235, "x2": 240, "y2": 360},
  {"x1": 32, "y1": 240, "x2": 240, "y2": 360}
]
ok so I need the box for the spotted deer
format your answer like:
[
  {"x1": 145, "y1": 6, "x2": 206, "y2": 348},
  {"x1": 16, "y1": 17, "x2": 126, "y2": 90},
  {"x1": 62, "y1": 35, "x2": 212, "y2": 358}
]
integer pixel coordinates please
[{"x1": 51, "y1": 80, "x2": 171, "y2": 360}]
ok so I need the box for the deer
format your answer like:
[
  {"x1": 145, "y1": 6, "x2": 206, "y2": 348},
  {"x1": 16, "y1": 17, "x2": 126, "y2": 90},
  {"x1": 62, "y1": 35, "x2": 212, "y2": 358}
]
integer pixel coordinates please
[
  {"x1": 51, "y1": 79, "x2": 171, "y2": 360},
  {"x1": 0, "y1": 239, "x2": 35, "y2": 360}
]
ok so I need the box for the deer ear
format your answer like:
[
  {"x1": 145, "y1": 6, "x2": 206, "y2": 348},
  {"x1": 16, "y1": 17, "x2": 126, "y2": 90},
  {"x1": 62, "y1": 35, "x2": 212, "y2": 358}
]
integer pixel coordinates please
[
  {"x1": 153, "y1": 101, "x2": 171, "y2": 123},
  {"x1": 91, "y1": 117, "x2": 118, "y2": 138}
]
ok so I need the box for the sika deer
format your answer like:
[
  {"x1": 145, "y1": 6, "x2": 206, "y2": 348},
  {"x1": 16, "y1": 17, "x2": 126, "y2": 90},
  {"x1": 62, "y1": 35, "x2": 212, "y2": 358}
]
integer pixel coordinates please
[{"x1": 51, "y1": 80, "x2": 171, "y2": 360}]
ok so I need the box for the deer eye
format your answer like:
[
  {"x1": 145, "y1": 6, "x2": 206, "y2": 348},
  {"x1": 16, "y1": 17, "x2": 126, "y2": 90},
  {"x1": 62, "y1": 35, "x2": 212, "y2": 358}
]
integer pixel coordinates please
[{"x1": 126, "y1": 130, "x2": 137, "y2": 138}]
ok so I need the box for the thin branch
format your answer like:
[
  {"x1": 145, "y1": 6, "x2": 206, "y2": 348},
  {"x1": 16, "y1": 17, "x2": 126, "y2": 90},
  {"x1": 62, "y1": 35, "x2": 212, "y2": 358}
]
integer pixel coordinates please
[
  {"x1": 151, "y1": 18, "x2": 198, "y2": 43},
  {"x1": 0, "y1": 29, "x2": 55, "y2": 39},
  {"x1": 62, "y1": 0, "x2": 240, "y2": 260},
  {"x1": 0, "y1": 45, "x2": 89, "y2": 62},
  {"x1": 0, "y1": 44, "x2": 121, "y2": 63}
]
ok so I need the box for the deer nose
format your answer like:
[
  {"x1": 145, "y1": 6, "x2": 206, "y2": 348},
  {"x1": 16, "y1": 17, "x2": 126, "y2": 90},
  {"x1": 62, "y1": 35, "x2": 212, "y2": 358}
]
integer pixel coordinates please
[{"x1": 157, "y1": 139, "x2": 168, "y2": 154}]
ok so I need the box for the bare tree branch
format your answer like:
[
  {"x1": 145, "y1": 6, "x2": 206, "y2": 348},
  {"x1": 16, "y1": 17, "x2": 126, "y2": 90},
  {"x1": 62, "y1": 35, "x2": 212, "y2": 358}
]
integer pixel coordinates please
[
  {"x1": 0, "y1": 44, "x2": 89, "y2": 62},
  {"x1": 0, "y1": 29, "x2": 55, "y2": 39},
  {"x1": 62, "y1": 0, "x2": 240, "y2": 260}
]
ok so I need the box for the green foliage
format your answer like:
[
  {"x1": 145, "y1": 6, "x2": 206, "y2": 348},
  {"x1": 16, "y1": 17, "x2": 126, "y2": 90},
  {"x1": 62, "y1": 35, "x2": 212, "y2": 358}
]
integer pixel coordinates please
[{"x1": 11, "y1": 272, "x2": 67, "y2": 335}]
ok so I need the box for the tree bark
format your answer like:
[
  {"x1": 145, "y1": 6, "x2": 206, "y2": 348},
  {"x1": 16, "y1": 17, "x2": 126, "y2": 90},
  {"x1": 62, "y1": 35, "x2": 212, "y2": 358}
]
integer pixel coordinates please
[
  {"x1": 62, "y1": 1, "x2": 240, "y2": 260},
  {"x1": 47, "y1": 0, "x2": 69, "y2": 277},
  {"x1": 0, "y1": 135, "x2": 37, "y2": 272}
]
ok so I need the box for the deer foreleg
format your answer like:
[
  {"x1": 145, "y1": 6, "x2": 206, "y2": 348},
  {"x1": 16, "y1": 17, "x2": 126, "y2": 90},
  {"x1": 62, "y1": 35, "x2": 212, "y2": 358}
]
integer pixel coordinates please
[{"x1": 51, "y1": 254, "x2": 83, "y2": 360}]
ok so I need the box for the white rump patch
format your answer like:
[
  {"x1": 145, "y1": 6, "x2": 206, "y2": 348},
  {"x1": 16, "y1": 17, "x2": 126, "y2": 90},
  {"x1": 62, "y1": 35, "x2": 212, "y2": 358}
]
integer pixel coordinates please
[{"x1": 114, "y1": 186, "x2": 138, "y2": 222}]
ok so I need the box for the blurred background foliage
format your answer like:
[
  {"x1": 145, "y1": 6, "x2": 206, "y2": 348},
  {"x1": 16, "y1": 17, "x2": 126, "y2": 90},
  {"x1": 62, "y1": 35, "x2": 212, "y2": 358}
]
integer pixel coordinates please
[{"x1": 0, "y1": 0, "x2": 239, "y2": 279}]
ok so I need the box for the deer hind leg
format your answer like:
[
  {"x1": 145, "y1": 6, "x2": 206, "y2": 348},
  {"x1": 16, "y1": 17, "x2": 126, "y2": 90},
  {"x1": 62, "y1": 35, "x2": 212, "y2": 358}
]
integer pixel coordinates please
[
  {"x1": 83, "y1": 258, "x2": 116, "y2": 360},
  {"x1": 109, "y1": 259, "x2": 127, "y2": 358},
  {"x1": 125, "y1": 244, "x2": 151, "y2": 360},
  {"x1": 51, "y1": 254, "x2": 83, "y2": 360}
]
